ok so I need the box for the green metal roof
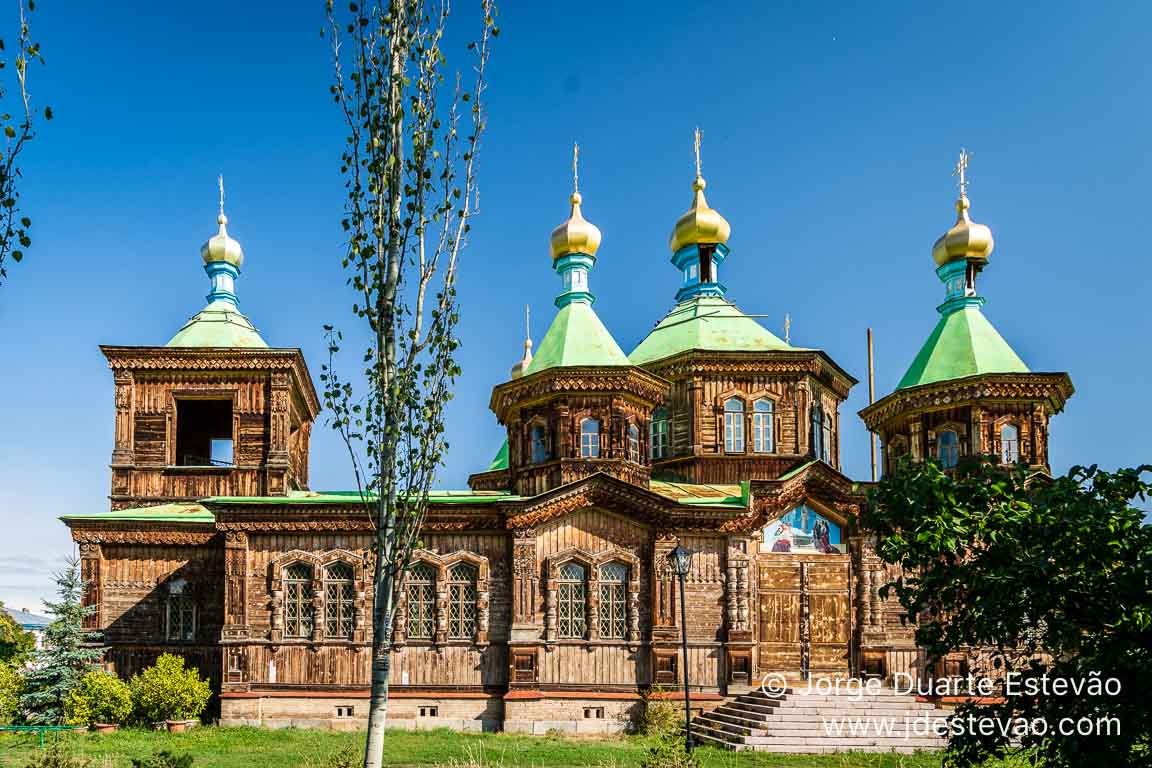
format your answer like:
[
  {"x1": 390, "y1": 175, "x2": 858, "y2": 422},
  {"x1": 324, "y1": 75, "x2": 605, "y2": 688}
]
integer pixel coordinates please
[
  {"x1": 60, "y1": 502, "x2": 215, "y2": 524},
  {"x1": 897, "y1": 305, "x2": 1028, "y2": 389},
  {"x1": 206, "y1": 489, "x2": 521, "y2": 505},
  {"x1": 523, "y1": 301, "x2": 630, "y2": 374},
  {"x1": 649, "y1": 479, "x2": 749, "y2": 508},
  {"x1": 630, "y1": 295, "x2": 794, "y2": 365},
  {"x1": 486, "y1": 440, "x2": 509, "y2": 472},
  {"x1": 166, "y1": 300, "x2": 269, "y2": 348}
]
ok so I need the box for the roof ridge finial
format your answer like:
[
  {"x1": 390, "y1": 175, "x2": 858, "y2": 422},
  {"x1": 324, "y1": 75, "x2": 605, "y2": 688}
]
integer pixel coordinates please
[{"x1": 525, "y1": 303, "x2": 532, "y2": 346}]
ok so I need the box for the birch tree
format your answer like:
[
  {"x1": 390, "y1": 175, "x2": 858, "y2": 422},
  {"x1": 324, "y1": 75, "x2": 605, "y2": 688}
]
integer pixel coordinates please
[
  {"x1": 0, "y1": 0, "x2": 50, "y2": 288},
  {"x1": 322, "y1": 2, "x2": 496, "y2": 766}
]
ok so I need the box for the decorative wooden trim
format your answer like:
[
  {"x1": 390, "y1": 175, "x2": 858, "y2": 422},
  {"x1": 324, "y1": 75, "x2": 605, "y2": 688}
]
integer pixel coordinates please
[
  {"x1": 70, "y1": 526, "x2": 218, "y2": 546},
  {"x1": 860, "y1": 372, "x2": 1074, "y2": 430}
]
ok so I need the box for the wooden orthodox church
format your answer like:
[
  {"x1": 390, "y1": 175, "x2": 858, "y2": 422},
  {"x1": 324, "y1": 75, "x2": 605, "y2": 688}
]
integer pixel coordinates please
[{"x1": 61, "y1": 149, "x2": 1072, "y2": 732}]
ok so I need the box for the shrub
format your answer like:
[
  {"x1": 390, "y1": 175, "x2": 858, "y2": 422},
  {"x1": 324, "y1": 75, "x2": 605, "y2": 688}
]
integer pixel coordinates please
[
  {"x1": 23, "y1": 743, "x2": 90, "y2": 768},
  {"x1": 130, "y1": 751, "x2": 194, "y2": 768},
  {"x1": 639, "y1": 734, "x2": 697, "y2": 768},
  {"x1": 64, "y1": 671, "x2": 132, "y2": 726},
  {"x1": 129, "y1": 654, "x2": 211, "y2": 723},
  {"x1": 0, "y1": 661, "x2": 24, "y2": 724},
  {"x1": 304, "y1": 746, "x2": 359, "y2": 768},
  {"x1": 638, "y1": 687, "x2": 681, "y2": 738}
]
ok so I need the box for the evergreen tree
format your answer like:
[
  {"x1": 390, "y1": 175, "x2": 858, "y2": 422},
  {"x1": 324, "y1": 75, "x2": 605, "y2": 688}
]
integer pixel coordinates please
[{"x1": 20, "y1": 558, "x2": 103, "y2": 724}]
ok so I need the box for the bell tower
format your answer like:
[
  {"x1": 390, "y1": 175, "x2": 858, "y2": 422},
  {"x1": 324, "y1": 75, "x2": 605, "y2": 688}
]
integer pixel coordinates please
[
  {"x1": 103, "y1": 183, "x2": 321, "y2": 509},
  {"x1": 860, "y1": 152, "x2": 1073, "y2": 475}
]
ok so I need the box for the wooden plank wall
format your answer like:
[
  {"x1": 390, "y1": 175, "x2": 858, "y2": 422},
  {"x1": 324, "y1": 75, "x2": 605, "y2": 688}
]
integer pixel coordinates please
[{"x1": 101, "y1": 542, "x2": 223, "y2": 644}]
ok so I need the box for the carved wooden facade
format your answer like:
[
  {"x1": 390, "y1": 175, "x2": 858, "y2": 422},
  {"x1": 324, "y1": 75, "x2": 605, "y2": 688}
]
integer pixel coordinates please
[{"x1": 66, "y1": 326, "x2": 1072, "y2": 732}]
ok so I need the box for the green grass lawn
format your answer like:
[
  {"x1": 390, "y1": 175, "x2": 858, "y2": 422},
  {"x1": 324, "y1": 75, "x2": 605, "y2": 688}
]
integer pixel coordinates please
[{"x1": 0, "y1": 726, "x2": 960, "y2": 768}]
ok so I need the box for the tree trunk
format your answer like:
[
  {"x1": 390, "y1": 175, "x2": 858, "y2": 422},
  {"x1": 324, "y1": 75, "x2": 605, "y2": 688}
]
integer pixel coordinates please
[{"x1": 363, "y1": 647, "x2": 392, "y2": 768}]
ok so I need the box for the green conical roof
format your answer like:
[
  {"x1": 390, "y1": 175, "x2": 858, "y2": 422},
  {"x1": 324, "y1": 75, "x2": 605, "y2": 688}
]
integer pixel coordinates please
[
  {"x1": 166, "y1": 300, "x2": 269, "y2": 348},
  {"x1": 630, "y1": 295, "x2": 793, "y2": 365},
  {"x1": 897, "y1": 305, "x2": 1027, "y2": 389},
  {"x1": 523, "y1": 301, "x2": 629, "y2": 374},
  {"x1": 486, "y1": 439, "x2": 509, "y2": 471}
]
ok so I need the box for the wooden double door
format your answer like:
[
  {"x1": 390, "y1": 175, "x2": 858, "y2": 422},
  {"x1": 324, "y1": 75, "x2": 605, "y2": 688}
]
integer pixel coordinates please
[{"x1": 756, "y1": 556, "x2": 851, "y2": 678}]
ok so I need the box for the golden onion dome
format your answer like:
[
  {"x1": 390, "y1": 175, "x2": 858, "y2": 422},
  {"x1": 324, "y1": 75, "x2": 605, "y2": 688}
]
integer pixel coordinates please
[
  {"x1": 202, "y1": 213, "x2": 244, "y2": 268},
  {"x1": 931, "y1": 194, "x2": 994, "y2": 268},
  {"x1": 549, "y1": 191, "x2": 602, "y2": 260},
  {"x1": 670, "y1": 175, "x2": 731, "y2": 253}
]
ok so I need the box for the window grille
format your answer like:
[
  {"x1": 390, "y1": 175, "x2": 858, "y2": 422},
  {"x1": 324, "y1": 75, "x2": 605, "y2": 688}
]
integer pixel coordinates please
[
  {"x1": 557, "y1": 562, "x2": 587, "y2": 639},
  {"x1": 284, "y1": 562, "x2": 314, "y2": 638},
  {"x1": 324, "y1": 562, "x2": 356, "y2": 639},
  {"x1": 598, "y1": 562, "x2": 628, "y2": 639},
  {"x1": 406, "y1": 562, "x2": 436, "y2": 640},
  {"x1": 447, "y1": 562, "x2": 478, "y2": 640}
]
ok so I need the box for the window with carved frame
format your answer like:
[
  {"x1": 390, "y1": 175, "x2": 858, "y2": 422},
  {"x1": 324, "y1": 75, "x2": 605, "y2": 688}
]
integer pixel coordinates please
[
  {"x1": 627, "y1": 424, "x2": 641, "y2": 463},
  {"x1": 166, "y1": 593, "x2": 196, "y2": 641},
  {"x1": 284, "y1": 562, "x2": 314, "y2": 639},
  {"x1": 406, "y1": 562, "x2": 436, "y2": 640},
  {"x1": 530, "y1": 423, "x2": 549, "y2": 464},
  {"x1": 580, "y1": 418, "x2": 601, "y2": 458},
  {"x1": 324, "y1": 562, "x2": 356, "y2": 639},
  {"x1": 821, "y1": 412, "x2": 833, "y2": 463},
  {"x1": 937, "y1": 429, "x2": 959, "y2": 469},
  {"x1": 1000, "y1": 423, "x2": 1020, "y2": 464},
  {"x1": 598, "y1": 562, "x2": 628, "y2": 639},
  {"x1": 752, "y1": 399, "x2": 774, "y2": 453},
  {"x1": 650, "y1": 407, "x2": 670, "y2": 459},
  {"x1": 724, "y1": 398, "x2": 745, "y2": 453},
  {"x1": 557, "y1": 562, "x2": 587, "y2": 639},
  {"x1": 447, "y1": 562, "x2": 479, "y2": 640}
]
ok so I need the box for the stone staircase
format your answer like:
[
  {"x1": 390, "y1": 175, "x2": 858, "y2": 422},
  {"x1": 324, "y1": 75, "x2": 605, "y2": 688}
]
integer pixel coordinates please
[{"x1": 692, "y1": 685, "x2": 953, "y2": 753}]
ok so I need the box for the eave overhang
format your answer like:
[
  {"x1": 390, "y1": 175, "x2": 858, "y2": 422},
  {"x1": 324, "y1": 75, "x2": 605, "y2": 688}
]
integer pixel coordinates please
[
  {"x1": 636, "y1": 349, "x2": 857, "y2": 400},
  {"x1": 859, "y1": 371, "x2": 1074, "y2": 433},
  {"x1": 100, "y1": 345, "x2": 322, "y2": 420},
  {"x1": 489, "y1": 365, "x2": 670, "y2": 424}
]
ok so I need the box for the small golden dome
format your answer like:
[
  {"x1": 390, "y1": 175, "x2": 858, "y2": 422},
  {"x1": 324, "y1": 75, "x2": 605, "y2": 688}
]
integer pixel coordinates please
[
  {"x1": 670, "y1": 175, "x2": 731, "y2": 253},
  {"x1": 549, "y1": 191, "x2": 602, "y2": 260},
  {"x1": 931, "y1": 195, "x2": 994, "y2": 267},
  {"x1": 201, "y1": 212, "x2": 245, "y2": 268}
]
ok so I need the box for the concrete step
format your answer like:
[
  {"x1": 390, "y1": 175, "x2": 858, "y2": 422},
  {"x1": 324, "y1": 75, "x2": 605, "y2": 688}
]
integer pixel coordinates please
[{"x1": 697, "y1": 711, "x2": 768, "y2": 734}]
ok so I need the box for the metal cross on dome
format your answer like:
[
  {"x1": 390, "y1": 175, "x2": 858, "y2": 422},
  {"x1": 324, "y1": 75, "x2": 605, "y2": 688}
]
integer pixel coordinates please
[
  {"x1": 694, "y1": 126, "x2": 703, "y2": 178},
  {"x1": 218, "y1": 174, "x2": 225, "y2": 215},
  {"x1": 953, "y1": 148, "x2": 971, "y2": 197},
  {"x1": 572, "y1": 142, "x2": 579, "y2": 194}
]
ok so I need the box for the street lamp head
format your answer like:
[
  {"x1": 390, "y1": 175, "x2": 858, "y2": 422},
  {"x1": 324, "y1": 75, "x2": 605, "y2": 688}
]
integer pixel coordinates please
[{"x1": 668, "y1": 544, "x2": 694, "y2": 578}]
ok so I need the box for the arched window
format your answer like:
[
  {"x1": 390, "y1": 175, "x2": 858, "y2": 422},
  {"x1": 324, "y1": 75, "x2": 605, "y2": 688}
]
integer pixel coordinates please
[
  {"x1": 752, "y1": 399, "x2": 774, "y2": 453},
  {"x1": 406, "y1": 562, "x2": 436, "y2": 640},
  {"x1": 557, "y1": 562, "x2": 587, "y2": 639},
  {"x1": 1001, "y1": 424, "x2": 1020, "y2": 464},
  {"x1": 650, "y1": 407, "x2": 670, "y2": 460},
  {"x1": 284, "y1": 562, "x2": 314, "y2": 639},
  {"x1": 324, "y1": 562, "x2": 356, "y2": 639},
  {"x1": 447, "y1": 562, "x2": 478, "y2": 640},
  {"x1": 937, "y1": 430, "x2": 959, "y2": 469},
  {"x1": 627, "y1": 424, "x2": 641, "y2": 463},
  {"x1": 598, "y1": 563, "x2": 628, "y2": 639},
  {"x1": 821, "y1": 412, "x2": 833, "y2": 463},
  {"x1": 580, "y1": 418, "x2": 601, "y2": 458},
  {"x1": 530, "y1": 424, "x2": 549, "y2": 464},
  {"x1": 811, "y1": 403, "x2": 823, "y2": 459},
  {"x1": 724, "y1": 398, "x2": 745, "y2": 453}
]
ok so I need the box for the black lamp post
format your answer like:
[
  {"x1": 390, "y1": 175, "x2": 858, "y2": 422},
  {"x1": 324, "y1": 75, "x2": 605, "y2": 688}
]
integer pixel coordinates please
[{"x1": 667, "y1": 543, "x2": 695, "y2": 752}]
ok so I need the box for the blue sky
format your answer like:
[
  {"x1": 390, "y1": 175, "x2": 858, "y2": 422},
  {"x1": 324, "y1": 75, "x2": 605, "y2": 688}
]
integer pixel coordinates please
[{"x1": 1, "y1": 0, "x2": 1149, "y2": 611}]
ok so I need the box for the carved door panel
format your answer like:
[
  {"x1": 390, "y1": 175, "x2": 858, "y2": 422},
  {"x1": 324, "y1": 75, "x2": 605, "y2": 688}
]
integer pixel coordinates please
[{"x1": 757, "y1": 556, "x2": 850, "y2": 678}]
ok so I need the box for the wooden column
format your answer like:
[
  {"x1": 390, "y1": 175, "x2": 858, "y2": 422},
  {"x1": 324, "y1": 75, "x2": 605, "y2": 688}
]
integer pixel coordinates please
[
  {"x1": 79, "y1": 543, "x2": 102, "y2": 631},
  {"x1": 222, "y1": 532, "x2": 249, "y2": 639},
  {"x1": 510, "y1": 529, "x2": 538, "y2": 642}
]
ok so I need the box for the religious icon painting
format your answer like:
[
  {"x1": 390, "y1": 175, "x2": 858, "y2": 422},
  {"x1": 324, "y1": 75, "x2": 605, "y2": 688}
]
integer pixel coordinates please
[{"x1": 763, "y1": 504, "x2": 842, "y2": 554}]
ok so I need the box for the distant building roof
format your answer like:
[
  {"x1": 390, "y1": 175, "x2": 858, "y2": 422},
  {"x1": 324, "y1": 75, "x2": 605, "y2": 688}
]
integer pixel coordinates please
[{"x1": 5, "y1": 606, "x2": 50, "y2": 630}]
